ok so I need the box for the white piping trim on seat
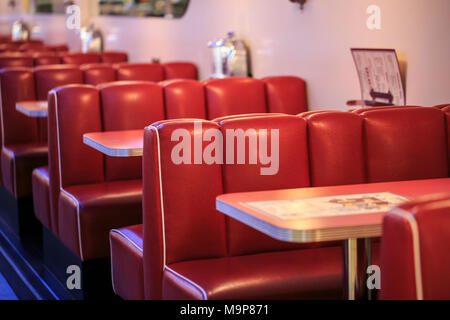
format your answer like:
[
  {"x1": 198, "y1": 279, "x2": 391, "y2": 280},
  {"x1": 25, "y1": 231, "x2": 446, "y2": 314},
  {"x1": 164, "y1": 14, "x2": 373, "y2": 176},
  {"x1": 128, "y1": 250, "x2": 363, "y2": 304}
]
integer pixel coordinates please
[
  {"x1": 149, "y1": 125, "x2": 167, "y2": 267},
  {"x1": 109, "y1": 235, "x2": 117, "y2": 295},
  {"x1": 110, "y1": 229, "x2": 143, "y2": 253},
  {"x1": 109, "y1": 229, "x2": 144, "y2": 296},
  {"x1": 165, "y1": 266, "x2": 208, "y2": 300},
  {"x1": 54, "y1": 92, "x2": 84, "y2": 260},
  {"x1": 390, "y1": 208, "x2": 424, "y2": 300}
]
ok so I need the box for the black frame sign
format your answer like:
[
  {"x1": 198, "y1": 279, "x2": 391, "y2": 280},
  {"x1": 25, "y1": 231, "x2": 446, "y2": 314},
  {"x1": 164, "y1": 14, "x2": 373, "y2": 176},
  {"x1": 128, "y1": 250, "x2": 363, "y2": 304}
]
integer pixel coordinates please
[{"x1": 351, "y1": 48, "x2": 406, "y2": 106}]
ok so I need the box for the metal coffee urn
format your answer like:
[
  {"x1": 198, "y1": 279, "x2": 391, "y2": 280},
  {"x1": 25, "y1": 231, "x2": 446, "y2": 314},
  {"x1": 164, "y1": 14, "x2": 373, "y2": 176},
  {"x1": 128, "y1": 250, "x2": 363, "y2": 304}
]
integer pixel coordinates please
[
  {"x1": 80, "y1": 24, "x2": 104, "y2": 53},
  {"x1": 208, "y1": 31, "x2": 250, "y2": 79},
  {"x1": 11, "y1": 20, "x2": 31, "y2": 41}
]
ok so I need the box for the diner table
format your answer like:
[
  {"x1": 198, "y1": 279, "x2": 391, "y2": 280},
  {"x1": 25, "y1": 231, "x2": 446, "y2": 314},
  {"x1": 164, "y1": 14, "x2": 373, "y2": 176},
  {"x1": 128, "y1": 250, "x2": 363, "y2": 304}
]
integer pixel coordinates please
[
  {"x1": 216, "y1": 178, "x2": 450, "y2": 300},
  {"x1": 83, "y1": 129, "x2": 144, "y2": 157},
  {"x1": 15, "y1": 100, "x2": 48, "y2": 117}
]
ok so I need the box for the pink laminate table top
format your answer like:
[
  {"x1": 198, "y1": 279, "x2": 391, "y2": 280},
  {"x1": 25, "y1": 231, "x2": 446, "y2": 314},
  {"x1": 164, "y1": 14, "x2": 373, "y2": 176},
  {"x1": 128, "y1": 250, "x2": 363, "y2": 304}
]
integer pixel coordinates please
[
  {"x1": 83, "y1": 130, "x2": 144, "y2": 157},
  {"x1": 216, "y1": 178, "x2": 450, "y2": 243},
  {"x1": 16, "y1": 100, "x2": 48, "y2": 117}
]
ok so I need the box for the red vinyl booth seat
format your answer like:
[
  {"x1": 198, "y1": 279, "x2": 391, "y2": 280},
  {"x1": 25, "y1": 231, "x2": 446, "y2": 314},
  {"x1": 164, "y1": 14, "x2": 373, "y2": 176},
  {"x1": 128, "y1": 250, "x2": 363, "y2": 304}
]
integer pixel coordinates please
[
  {"x1": 0, "y1": 54, "x2": 34, "y2": 68},
  {"x1": 61, "y1": 52, "x2": 101, "y2": 65},
  {"x1": 19, "y1": 42, "x2": 46, "y2": 52},
  {"x1": 33, "y1": 52, "x2": 61, "y2": 66},
  {"x1": 110, "y1": 107, "x2": 449, "y2": 300},
  {"x1": 306, "y1": 112, "x2": 366, "y2": 187},
  {"x1": 30, "y1": 65, "x2": 83, "y2": 226},
  {"x1": 162, "y1": 62, "x2": 198, "y2": 80},
  {"x1": 81, "y1": 62, "x2": 196, "y2": 85},
  {"x1": 28, "y1": 66, "x2": 87, "y2": 228},
  {"x1": 34, "y1": 65, "x2": 84, "y2": 101},
  {"x1": 115, "y1": 63, "x2": 165, "y2": 82},
  {"x1": 101, "y1": 51, "x2": 128, "y2": 64},
  {"x1": 32, "y1": 166, "x2": 51, "y2": 230},
  {"x1": 81, "y1": 63, "x2": 116, "y2": 85},
  {"x1": 161, "y1": 79, "x2": 206, "y2": 119},
  {"x1": 205, "y1": 78, "x2": 268, "y2": 119},
  {"x1": 110, "y1": 225, "x2": 144, "y2": 300},
  {"x1": 47, "y1": 82, "x2": 166, "y2": 260},
  {"x1": 34, "y1": 75, "x2": 305, "y2": 263},
  {"x1": 48, "y1": 44, "x2": 69, "y2": 53},
  {"x1": 140, "y1": 116, "x2": 344, "y2": 300},
  {"x1": 362, "y1": 108, "x2": 449, "y2": 182},
  {"x1": 0, "y1": 43, "x2": 20, "y2": 53},
  {"x1": 380, "y1": 194, "x2": 450, "y2": 300},
  {"x1": 0, "y1": 68, "x2": 47, "y2": 198},
  {"x1": 263, "y1": 76, "x2": 307, "y2": 114}
]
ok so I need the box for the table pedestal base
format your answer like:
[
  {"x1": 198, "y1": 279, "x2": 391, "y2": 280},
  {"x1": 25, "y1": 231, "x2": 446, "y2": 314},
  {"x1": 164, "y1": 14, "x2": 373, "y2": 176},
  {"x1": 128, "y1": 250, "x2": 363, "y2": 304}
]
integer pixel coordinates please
[{"x1": 343, "y1": 238, "x2": 373, "y2": 300}]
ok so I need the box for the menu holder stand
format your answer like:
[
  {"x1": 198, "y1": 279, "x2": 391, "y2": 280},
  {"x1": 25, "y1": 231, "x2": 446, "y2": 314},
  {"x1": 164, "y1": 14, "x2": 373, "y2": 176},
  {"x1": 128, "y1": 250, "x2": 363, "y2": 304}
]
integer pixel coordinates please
[{"x1": 350, "y1": 48, "x2": 405, "y2": 107}]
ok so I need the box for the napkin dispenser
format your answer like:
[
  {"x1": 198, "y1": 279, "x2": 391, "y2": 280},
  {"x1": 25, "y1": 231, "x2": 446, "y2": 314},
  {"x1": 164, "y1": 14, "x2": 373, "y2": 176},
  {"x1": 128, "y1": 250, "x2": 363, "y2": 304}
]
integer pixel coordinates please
[{"x1": 208, "y1": 31, "x2": 250, "y2": 79}]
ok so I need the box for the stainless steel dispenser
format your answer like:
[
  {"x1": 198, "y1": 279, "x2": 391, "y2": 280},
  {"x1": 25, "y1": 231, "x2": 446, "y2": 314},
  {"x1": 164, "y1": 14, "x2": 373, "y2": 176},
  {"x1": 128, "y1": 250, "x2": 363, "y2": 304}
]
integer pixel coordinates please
[
  {"x1": 208, "y1": 31, "x2": 250, "y2": 79},
  {"x1": 11, "y1": 20, "x2": 31, "y2": 41},
  {"x1": 80, "y1": 24, "x2": 104, "y2": 53}
]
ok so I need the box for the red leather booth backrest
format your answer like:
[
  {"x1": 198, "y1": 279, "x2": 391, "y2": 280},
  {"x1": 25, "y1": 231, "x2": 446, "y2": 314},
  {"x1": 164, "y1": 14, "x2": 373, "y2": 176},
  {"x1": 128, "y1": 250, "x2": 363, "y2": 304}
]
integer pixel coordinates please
[
  {"x1": 263, "y1": 76, "x2": 307, "y2": 114},
  {"x1": 162, "y1": 79, "x2": 206, "y2": 119},
  {"x1": 0, "y1": 68, "x2": 39, "y2": 146},
  {"x1": 0, "y1": 54, "x2": 34, "y2": 68},
  {"x1": 218, "y1": 115, "x2": 311, "y2": 256},
  {"x1": 143, "y1": 120, "x2": 227, "y2": 300},
  {"x1": 81, "y1": 64, "x2": 116, "y2": 85},
  {"x1": 33, "y1": 53, "x2": 61, "y2": 66},
  {"x1": 61, "y1": 52, "x2": 101, "y2": 65},
  {"x1": 48, "y1": 86, "x2": 103, "y2": 235},
  {"x1": 205, "y1": 78, "x2": 267, "y2": 120},
  {"x1": 362, "y1": 108, "x2": 449, "y2": 182},
  {"x1": 162, "y1": 62, "x2": 198, "y2": 80},
  {"x1": 99, "y1": 82, "x2": 165, "y2": 181},
  {"x1": 101, "y1": 51, "x2": 128, "y2": 64},
  {"x1": 306, "y1": 112, "x2": 366, "y2": 187},
  {"x1": 115, "y1": 63, "x2": 164, "y2": 82},
  {"x1": 34, "y1": 65, "x2": 83, "y2": 100},
  {"x1": 19, "y1": 42, "x2": 45, "y2": 52},
  {"x1": 49, "y1": 85, "x2": 104, "y2": 189},
  {"x1": 49, "y1": 44, "x2": 69, "y2": 52},
  {"x1": 0, "y1": 43, "x2": 19, "y2": 53},
  {"x1": 380, "y1": 194, "x2": 450, "y2": 300}
]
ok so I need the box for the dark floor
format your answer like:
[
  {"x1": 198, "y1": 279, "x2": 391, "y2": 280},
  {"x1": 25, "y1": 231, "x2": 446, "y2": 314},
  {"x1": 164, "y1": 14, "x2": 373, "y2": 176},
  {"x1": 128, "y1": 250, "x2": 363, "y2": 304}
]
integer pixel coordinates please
[{"x1": 0, "y1": 270, "x2": 18, "y2": 300}]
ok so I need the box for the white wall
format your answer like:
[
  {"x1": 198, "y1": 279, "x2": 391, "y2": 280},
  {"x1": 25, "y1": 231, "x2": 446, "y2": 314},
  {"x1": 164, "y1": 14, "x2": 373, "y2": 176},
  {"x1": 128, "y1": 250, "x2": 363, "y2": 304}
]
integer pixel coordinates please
[{"x1": 2, "y1": 0, "x2": 450, "y2": 109}]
